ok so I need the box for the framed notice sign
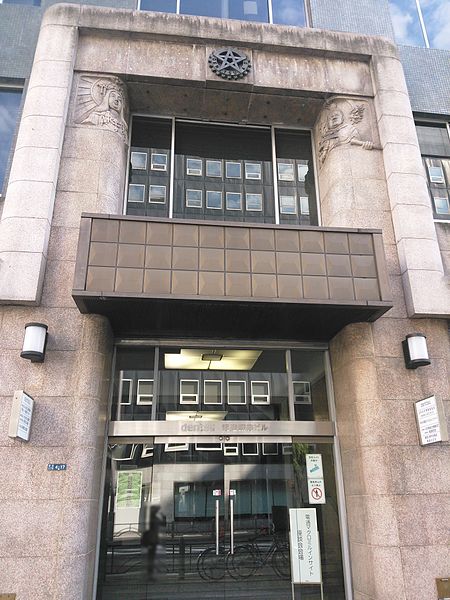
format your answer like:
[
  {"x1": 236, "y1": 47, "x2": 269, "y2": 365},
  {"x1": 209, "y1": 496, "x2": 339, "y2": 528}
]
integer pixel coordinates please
[
  {"x1": 116, "y1": 471, "x2": 143, "y2": 509},
  {"x1": 414, "y1": 396, "x2": 448, "y2": 446},
  {"x1": 8, "y1": 390, "x2": 34, "y2": 441},
  {"x1": 289, "y1": 508, "x2": 322, "y2": 584}
]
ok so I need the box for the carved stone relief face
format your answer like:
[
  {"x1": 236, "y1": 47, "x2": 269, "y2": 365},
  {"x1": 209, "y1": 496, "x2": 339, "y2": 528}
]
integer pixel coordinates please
[
  {"x1": 316, "y1": 97, "x2": 376, "y2": 167},
  {"x1": 74, "y1": 74, "x2": 129, "y2": 143}
]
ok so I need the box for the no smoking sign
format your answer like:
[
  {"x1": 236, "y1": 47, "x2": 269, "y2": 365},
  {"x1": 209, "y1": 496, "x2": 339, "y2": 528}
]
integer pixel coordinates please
[{"x1": 308, "y1": 479, "x2": 326, "y2": 504}]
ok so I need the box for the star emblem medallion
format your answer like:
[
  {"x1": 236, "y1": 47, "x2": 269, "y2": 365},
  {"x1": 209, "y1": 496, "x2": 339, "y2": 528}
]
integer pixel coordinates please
[{"x1": 208, "y1": 48, "x2": 251, "y2": 80}]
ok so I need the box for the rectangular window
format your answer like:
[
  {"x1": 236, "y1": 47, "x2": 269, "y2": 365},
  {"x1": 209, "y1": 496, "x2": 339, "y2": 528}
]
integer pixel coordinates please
[
  {"x1": 245, "y1": 162, "x2": 262, "y2": 180},
  {"x1": 151, "y1": 152, "x2": 168, "y2": 171},
  {"x1": 272, "y1": 0, "x2": 306, "y2": 26},
  {"x1": 433, "y1": 194, "x2": 450, "y2": 215},
  {"x1": 226, "y1": 192, "x2": 242, "y2": 211},
  {"x1": 280, "y1": 194, "x2": 297, "y2": 215},
  {"x1": 149, "y1": 185, "x2": 166, "y2": 204},
  {"x1": 195, "y1": 442, "x2": 222, "y2": 451},
  {"x1": 246, "y1": 193, "x2": 263, "y2": 211},
  {"x1": 137, "y1": 379, "x2": 154, "y2": 405},
  {"x1": 131, "y1": 151, "x2": 148, "y2": 170},
  {"x1": 206, "y1": 190, "x2": 223, "y2": 210},
  {"x1": 119, "y1": 377, "x2": 133, "y2": 405},
  {"x1": 206, "y1": 160, "x2": 222, "y2": 177},
  {"x1": 226, "y1": 161, "x2": 242, "y2": 179},
  {"x1": 293, "y1": 381, "x2": 311, "y2": 404},
  {"x1": 227, "y1": 380, "x2": 246, "y2": 405},
  {"x1": 186, "y1": 189, "x2": 203, "y2": 208},
  {"x1": 242, "y1": 442, "x2": 259, "y2": 456},
  {"x1": 223, "y1": 443, "x2": 239, "y2": 456},
  {"x1": 262, "y1": 443, "x2": 278, "y2": 455},
  {"x1": 204, "y1": 380, "x2": 223, "y2": 405},
  {"x1": 0, "y1": 88, "x2": 22, "y2": 193},
  {"x1": 300, "y1": 196, "x2": 310, "y2": 215},
  {"x1": 278, "y1": 162, "x2": 295, "y2": 181},
  {"x1": 128, "y1": 183, "x2": 145, "y2": 203},
  {"x1": 165, "y1": 442, "x2": 189, "y2": 452},
  {"x1": 298, "y1": 163, "x2": 308, "y2": 182},
  {"x1": 180, "y1": 380, "x2": 199, "y2": 404},
  {"x1": 186, "y1": 158, "x2": 202, "y2": 176},
  {"x1": 251, "y1": 380, "x2": 270, "y2": 404},
  {"x1": 428, "y1": 165, "x2": 445, "y2": 183},
  {"x1": 139, "y1": 0, "x2": 176, "y2": 11}
]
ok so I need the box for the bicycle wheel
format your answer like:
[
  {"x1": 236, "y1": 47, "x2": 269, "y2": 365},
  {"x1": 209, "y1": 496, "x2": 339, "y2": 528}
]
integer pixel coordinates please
[
  {"x1": 197, "y1": 546, "x2": 226, "y2": 581},
  {"x1": 226, "y1": 544, "x2": 257, "y2": 579},
  {"x1": 271, "y1": 543, "x2": 290, "y2": 579}
]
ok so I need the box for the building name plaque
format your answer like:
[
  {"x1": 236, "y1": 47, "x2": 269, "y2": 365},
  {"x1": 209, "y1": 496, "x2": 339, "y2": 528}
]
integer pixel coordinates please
[{"x1": 289, "y1": 508, "x2": 322, "y2": 585}]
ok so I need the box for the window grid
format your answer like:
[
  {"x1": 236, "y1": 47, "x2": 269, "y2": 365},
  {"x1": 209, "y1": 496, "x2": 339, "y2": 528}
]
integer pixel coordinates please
[
  {"x1": 137, "y1": 0, "x2": 308, "y2": 27},
  {"x1": 127, "y1": 117, "x2": 316, "y2": 225}
]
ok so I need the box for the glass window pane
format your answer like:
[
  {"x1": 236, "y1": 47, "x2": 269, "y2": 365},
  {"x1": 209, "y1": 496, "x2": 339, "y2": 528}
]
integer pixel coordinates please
[
  {"x1": 278, "y1": 162, "x2": 295, "y2": 181},
  {"x1": 204, "y1": 380, "x2": 222, "y2": 404},
  {"x1": 186, "y1": 158, "x2": 202, "y2": 176},
  {"x1": 229, "y1": 0, "x2": 269, "y2": 22},
  {"x1": 388, "y1": 0, "x2": 426, "y2": 46},
  {"x1": 280, "y1": 194, "x2": 297, "y2": 214},
  {"x1": 3, "y1": 0, "x2": 40, "y2": 4},
  {"x1": 186, "y1": 189, "x2": 203, "y2": 208},
  {"x1": 0, "y1": 89, "x2": 22, "y2": 192},
  {"x1": 416, "y1": 123, "x2": 450, "y2": 156},
  {"x1": 246, "y1": 193, "x2": 263, "y2": 211},
  {"x1": 428, "y1": 165, "x2": 445, "y2": 183},
  {"x1": 300, "y1": 196, "x2": 310, "y2": 215},
  {"x1": 245, "y1": 162, "x2": 262, "y2": 180},
  {"x1": 149, "y1": 185, "x2": 166, "y2": 204},
  {"x1": 131, "y1": 151, "x2": 147, "y2": 170},
  {"x1": 128, "y1": 184, "x2": 145, "y2": 203},
  {"x1": 139, "y1": 0, "x2": 177, "y2": 11},
  {"x1": 226, "y1": 161, "x2": 242, "y2": 179},
  {"x1": 272, "y1": 0, "x2": 306, "y2": 26},
  {"x1": 180, "y1": 0, "x2": 223, "y2": 17},
  {"x1": 226, "y1": 192, "x2": 242, "y2": 210},
  {"x1": 433, "y1": 193, "x2": 450, "y2": 214},
  {"x1": 151, "y1": 152, "x2": 168, "y2": 171},
  {"x1": 206, "y1": 190, "x2": 222, "y2": 209},
  {"x1": 206, "y1": 160, "x2": 222, "y2": 177}
]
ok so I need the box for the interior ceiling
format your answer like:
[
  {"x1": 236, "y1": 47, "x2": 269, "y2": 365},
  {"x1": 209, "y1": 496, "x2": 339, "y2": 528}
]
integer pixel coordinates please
[{"x1": 127, "y1": 80, "x2": 325, "y2": 128}]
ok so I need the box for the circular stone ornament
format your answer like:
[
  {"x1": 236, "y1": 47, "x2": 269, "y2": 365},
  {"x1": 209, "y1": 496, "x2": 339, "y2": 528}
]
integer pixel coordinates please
[{"x1": 208, "y1": 48, "x2": 251, "y2": 80}]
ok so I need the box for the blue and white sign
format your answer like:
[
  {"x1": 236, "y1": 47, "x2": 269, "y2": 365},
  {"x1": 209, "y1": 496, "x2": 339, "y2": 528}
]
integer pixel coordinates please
[
  {"x1": 306, "y1": 454, "x2": 323, "y2": 479},
  {"x1": 289, "y1": 508, "x2": 322, "y2": 584}
]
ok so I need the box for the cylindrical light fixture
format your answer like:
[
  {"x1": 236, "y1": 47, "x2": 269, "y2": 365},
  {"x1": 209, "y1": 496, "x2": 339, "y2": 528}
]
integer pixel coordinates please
[
  {"x1": 20, "y1": 323, "x2": 48, "y2": 363},
  {"x1": 402, "y1": 333, "x2": 431, "y2": 369}
]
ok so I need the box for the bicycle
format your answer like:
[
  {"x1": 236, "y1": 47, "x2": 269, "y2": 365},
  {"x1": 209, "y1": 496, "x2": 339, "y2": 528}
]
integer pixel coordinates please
[{"x1": 226, "y1": 534, "x2": 290, "y2": 580}]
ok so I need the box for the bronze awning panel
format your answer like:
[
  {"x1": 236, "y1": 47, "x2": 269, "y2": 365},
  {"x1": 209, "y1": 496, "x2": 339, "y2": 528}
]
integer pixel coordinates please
[{"x1": 73, "y1": 215, "x2": 392, "y2": 341}]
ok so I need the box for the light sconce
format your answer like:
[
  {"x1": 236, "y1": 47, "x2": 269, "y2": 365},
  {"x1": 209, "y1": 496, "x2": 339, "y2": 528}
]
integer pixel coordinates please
[
  {"x1": 402, "y1": 333, "x2": 431, "y2": 369},
  {"x1": 20, "y1": 323, "x2": 48, "y2": 363}
]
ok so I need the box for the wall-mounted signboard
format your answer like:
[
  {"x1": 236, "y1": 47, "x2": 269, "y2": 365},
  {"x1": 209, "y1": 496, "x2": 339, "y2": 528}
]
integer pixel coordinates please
[
  {"x1": 8, "y1": 390, "x2": 34, "y2": 442},
  {"x1": 289, "y1": 508, "x2": 322, "y2": 584},
  {"x1": 414, "y1": 396, "x2": 449, "y2": 446}
]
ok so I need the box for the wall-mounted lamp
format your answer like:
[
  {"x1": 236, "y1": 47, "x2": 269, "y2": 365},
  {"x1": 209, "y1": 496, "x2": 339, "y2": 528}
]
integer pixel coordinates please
[
  {"x1": 20, "y1": 323, "x2": 48, "y2": 363},
  {"x1": 402, "y1": 333, "x2": 431, "y2": 369}
]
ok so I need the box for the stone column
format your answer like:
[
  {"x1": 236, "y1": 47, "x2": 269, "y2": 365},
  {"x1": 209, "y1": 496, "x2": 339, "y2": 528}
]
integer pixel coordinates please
[
  {"x1": 0, "y1": 13, "x2": 78, "y2": 304},
  {"x1": 315, "y1": 92, "x2": 450, "y2": 600}
]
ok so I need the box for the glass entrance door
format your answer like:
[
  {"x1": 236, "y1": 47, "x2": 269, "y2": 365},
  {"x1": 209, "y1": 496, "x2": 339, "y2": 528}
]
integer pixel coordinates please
[{"x1": 96, "y1": 438, "x2": 346, "y2": 600}]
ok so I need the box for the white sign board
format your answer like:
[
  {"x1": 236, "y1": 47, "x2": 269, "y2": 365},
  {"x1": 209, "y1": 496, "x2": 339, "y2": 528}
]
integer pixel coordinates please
[
  {"x1": 414, "y1": 396, "x2": 448, "y2": 446},
  {"x1": 8, "y1": 391, "x2": 34, "y2": 441},
  {"x1": 308, "y1": 479, "x2": 326, "y2": 504},
  {"x1": 289, "y1": 508, "x2": 322, "y2": 584},
  {"x1": 306, "y1": 454, "x2": 323, "y2": 479}
]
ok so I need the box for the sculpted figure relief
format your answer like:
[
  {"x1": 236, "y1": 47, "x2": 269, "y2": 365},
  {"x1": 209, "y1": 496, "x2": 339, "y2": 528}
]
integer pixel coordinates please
[
  {"x1": 74, "y1": 75, "x2": 129, "y2": 142},
  {"x1": 318, "y1": 98, "x2": 374, "y2": 166}
]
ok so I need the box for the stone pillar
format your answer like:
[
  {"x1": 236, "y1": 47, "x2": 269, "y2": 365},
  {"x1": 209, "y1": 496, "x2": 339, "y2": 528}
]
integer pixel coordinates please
[
  {"x1": 316, "y1": 94, "x2": 450, "y2": 600},
  {"x1": 0, "y1": 13, "x2": 78, "y2": 304}
]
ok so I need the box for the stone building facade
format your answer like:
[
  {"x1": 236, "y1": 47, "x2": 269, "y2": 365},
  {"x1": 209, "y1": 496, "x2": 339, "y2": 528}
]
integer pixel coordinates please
[{"x1": 0, "y1": 4, "x2": 449, "y2": 600}]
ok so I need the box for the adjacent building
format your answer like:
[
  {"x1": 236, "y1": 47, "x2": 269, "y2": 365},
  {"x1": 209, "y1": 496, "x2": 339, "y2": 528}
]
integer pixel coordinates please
[{"x1": 0, "y1": 1, "x2": 449, "y2": 599}]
